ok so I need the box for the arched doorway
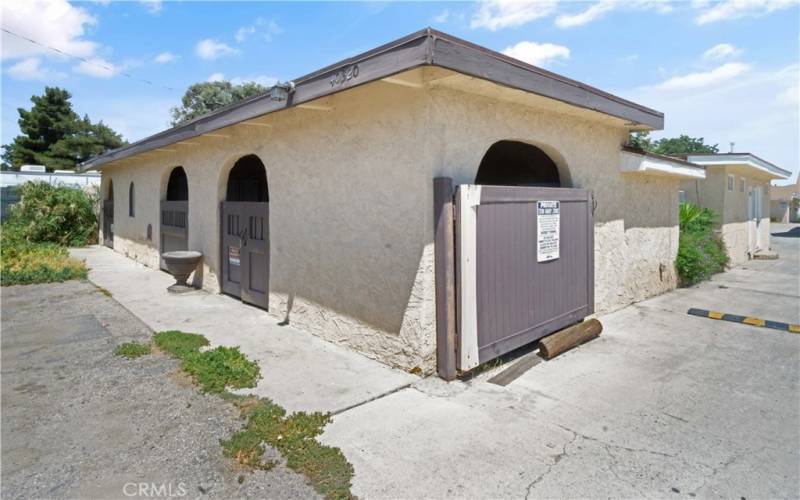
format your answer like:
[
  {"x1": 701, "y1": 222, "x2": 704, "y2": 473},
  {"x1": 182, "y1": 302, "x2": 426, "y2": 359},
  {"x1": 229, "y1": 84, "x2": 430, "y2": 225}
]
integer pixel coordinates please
[
  {"x1": 221, "y1": 155, "x2": 270, "y2": 308},
  {"x1": 160, "y1": 166, "x2": 190, "y2": 270},
  {"x1": 475, "y1": 140, "x2": 562, "y2": 187},
  {"x1": 103, "y1": 179, "x2": 114, "y2": 248}
]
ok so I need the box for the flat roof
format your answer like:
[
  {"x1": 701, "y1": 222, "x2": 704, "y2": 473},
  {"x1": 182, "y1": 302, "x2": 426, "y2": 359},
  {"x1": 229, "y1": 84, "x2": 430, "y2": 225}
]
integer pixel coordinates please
[
  {"x1": 81, "y1": 28, "x2": 665, "y2": 171},
  {"x1": 686, "y1": 153, "x2": 791, "y2": 180}
]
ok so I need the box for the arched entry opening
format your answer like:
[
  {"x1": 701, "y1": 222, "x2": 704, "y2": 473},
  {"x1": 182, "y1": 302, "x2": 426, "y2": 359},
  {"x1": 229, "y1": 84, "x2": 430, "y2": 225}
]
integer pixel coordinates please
[
  {"x1": 475, "y1": 140, "x2": 562, "y2": 187},
  {"x1": 221, "y1": 155, "x2": 270, "y2": 309},
  {"x1": 160, "y1": 166, "x2": 190, "y2": 270},
  {"x1": 103, "y1": 179, "x2": 114, "y2": 248}
]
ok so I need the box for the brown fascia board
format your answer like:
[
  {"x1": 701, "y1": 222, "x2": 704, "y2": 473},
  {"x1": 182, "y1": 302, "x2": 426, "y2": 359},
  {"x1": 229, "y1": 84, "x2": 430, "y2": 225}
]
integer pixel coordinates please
[{"x1": 80, "y1": 28, "x2": 664, "y2": 171}]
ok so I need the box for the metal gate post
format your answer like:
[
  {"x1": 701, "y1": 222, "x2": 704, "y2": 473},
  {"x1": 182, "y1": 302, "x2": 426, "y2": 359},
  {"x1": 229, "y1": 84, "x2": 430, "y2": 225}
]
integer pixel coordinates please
[{"x1": 433, "y1": 177, "x2": 457, "y2": 381}]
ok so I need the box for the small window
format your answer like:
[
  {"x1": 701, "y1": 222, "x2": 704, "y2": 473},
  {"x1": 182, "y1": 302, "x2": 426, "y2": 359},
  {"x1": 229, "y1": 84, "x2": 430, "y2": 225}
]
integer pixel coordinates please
[
  {"x1": 128, "y1": 182, "x2": 135, "y2": 217},
  {"x1": 740, "y1": 177, "x2": 745, "y2": 192},
  {"x1": 727, "y1": 174, "x2": 734, "y2": 191},
  {"x1": 678, "y1": 190, "x2": 686, "y2": 203}
]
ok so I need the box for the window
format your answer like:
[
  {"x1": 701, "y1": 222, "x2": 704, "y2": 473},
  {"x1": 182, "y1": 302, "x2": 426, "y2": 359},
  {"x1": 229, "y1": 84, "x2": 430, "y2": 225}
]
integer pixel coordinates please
[
  {"x1": 128, "y1": 182, "x2": 135, "y2": 217},
  {"x1": 740, "y1": 177, "x2": 745, "y2": 193},
  {"x1": 727, "y1": 174, "x2": 734, "y2": 191},
  {"x1": 678, "y1": 190, "x2": 686, "y2": 203}
]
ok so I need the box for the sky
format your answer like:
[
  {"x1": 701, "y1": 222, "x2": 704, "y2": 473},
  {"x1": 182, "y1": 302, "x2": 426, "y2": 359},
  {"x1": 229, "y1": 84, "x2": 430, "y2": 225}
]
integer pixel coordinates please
[{"x1": 2, "y1": 0, "x2": 799, "y2": 183}]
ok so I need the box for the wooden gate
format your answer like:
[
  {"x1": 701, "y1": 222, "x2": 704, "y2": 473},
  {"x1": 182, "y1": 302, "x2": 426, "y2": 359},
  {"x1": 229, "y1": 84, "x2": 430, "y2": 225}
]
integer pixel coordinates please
[
  {"x1": 160, "y1": 201, "x2": 188, "y2": 270},
  {"x1": 455, "y1": 184, "x2": 594, "y2": 370},
  {"x1": 102, "y1": 200, "x2": 114, "y2": 248},
  {"x1": 220, "y1": 201, "x2": 269, "y2": 309}
]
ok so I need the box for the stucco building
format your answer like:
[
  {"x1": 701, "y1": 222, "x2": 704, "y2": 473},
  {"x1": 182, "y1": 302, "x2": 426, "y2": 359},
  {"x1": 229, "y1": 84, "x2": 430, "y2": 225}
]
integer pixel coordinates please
[
  {"x1": 770, "y1": 176, "x2": 799, "y2": 223},
  {"x1": 82, "y1": 29, "x2": 704, "y2": 374},
  {"x1": 680, "y1": 153, "x2": 791, "y2": 266}
]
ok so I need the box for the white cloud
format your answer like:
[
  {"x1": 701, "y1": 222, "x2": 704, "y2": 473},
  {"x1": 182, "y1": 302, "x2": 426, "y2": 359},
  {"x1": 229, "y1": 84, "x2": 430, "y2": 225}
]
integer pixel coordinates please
[
  {"x1": 651, "y1": 62, "x2": 750, "y2": 91},
  {"x1": 503, "y1": 41, "x2": 570, "y2": 67},
  {"x1": 7, "y1": 57, "x2": 62, "y2": 81},
  {"x1": 140, "y1": 0, "x2": 162, "y2": 14},
  {"x1": 230, "y1": 75, "x2": 278, "y2": 87},
  {"x1": 555, "y1": 0, "x2": 616, "y2": 28},
  {"x1": 207, "y1": 72, "x2": 226, "y2": 82},
  {"x1": 694, "y1": 0, "x2": 799, "y2": 24},
  {"x1": 471, "y1": 0, "x2": 559, "y2": 30},
  {"x1": 703, "y1": 43, "x2": 742, "y2": 60},
  {"x1": 234, "y1": 18, "x2": 283, "y2": 43},
  {"x1": 624, "y1": 63, "x2": 799, "y2": 179},
  {"x1": 434, "y1": 9, "x2": 451, "y2": 23},
  {"x1": 73, "y1": 57, "x2": 122, "y2": 78},
  {"x1": 154, "y1": 51, "x2": 178, "y2": 64},
  {"x1": 195, "y1": 39, "x2": 239, "y2": 60},
  {"x1": 1, "y1": 0, "x2": 98, "y2": 60}
]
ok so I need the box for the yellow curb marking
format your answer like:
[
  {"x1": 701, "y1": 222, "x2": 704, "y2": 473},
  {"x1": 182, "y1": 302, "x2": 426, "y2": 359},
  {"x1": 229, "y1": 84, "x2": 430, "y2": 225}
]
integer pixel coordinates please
[{"x1": 708, "y1": 311, "x2": 724, "y2": 320}]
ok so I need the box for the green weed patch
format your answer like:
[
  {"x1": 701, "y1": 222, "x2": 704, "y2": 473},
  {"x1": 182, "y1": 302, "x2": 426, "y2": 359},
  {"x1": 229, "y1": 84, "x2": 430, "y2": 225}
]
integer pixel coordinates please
[
  {"x1": 222, "y1": 395, "x2": 354, "y2": 499},
  {"x1": 114, "y1": 342, "x2": 151, "y2": 359},
  {"x1": 0, "y1": 241, "x2": 87, "y2": 286}
]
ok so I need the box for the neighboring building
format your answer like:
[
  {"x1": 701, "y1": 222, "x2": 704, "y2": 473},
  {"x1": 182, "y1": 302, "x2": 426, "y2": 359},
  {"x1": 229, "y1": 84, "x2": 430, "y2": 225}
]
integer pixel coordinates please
[
  {"x1": 0, "y1": 166, "x2": 101, "y2": 220},
  {"x1": 680, "y1": 153, "x2": 791, "y2": 266},
  {"x1": 770, "y1": 176, "x2": 799, "y2": 223},
  {"x1": 81, "y1": 29, "x2": 704, "y2": 373}
]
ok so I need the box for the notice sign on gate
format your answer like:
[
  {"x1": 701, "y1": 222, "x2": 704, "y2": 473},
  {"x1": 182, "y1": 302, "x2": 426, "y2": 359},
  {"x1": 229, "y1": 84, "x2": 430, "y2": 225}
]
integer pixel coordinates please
[
  {"x1": 228, "y1": 246, "x2": 240, "y2": 266},
  {"x1": 537, "y1": 201, "x2": 560, "y2": 262}
]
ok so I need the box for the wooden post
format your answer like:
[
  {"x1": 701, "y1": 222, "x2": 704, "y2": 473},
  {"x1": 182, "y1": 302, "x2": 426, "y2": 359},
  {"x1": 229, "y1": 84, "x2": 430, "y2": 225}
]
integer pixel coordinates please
[
  {"x1": 434, "y1": 177, "x2": 457, "y2": 381},
  {"x1": 539, "y1": 319, "x2": 603, "y2": 360}
]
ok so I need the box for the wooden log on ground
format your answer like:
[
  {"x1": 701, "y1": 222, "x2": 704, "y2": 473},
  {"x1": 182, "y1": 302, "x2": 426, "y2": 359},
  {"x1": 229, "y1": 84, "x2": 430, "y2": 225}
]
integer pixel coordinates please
[{"x1": 539, "y1": 319, "x2": 603, "y2": 360}]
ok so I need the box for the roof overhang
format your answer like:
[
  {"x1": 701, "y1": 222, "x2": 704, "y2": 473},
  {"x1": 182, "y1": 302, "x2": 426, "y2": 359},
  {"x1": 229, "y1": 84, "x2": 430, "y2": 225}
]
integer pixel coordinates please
[
  {"x1": 620, "y1": 147, "x2": 705, "y2": 179},
  {"x1": 686, "y1": 153, "x2": 790, "y2": 180},
  {"x1": 80, "y1": 28, "x2": 664, "y2": 172}
]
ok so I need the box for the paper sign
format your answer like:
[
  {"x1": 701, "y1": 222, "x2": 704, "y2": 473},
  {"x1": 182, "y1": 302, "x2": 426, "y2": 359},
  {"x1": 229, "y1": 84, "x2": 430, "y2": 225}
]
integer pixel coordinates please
[
  {"x1": 228, "y1": 246, "x2": 240, "y2": 266},
  {"x1": 537, "y1": 201, "x2": 560, "y2": 262}
]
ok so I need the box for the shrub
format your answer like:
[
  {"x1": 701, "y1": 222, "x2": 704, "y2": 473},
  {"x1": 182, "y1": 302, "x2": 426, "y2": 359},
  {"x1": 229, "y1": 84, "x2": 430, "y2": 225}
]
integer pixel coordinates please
[
  {"x1": 114, "y1": 342, "x2": 151, "y2": 358},
  {"x1": 4, "y1": 181, "x2": 97, "y2": 247},
  {"x1": 0, "y1": 239, "x2": 87, "y2": 286},
  {"x1": 676, "y1": 203, "x2": 728, "y2": 285}
]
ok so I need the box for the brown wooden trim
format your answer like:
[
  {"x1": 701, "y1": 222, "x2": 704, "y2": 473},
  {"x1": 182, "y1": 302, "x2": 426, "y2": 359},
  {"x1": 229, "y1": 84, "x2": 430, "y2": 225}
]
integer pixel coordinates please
[
  {"x1": 82, "y1": 28, "x2": 664, "y2": 171},
  {"x1": 433, "y1": 177, "x2": 457, "y2": 380}
]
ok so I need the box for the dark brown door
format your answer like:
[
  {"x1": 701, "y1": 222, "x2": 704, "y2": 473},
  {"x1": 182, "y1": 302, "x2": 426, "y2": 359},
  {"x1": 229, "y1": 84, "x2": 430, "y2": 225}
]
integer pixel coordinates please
[
  {"x1": 160, "y1": 201, "x2": 188, "y2": 270},
  {"x1": 103, "y1": 200, "x2": 114, "y2": 248},
  {"x1": 221, "y1": 201, "x2": 269, "y2": 309}
]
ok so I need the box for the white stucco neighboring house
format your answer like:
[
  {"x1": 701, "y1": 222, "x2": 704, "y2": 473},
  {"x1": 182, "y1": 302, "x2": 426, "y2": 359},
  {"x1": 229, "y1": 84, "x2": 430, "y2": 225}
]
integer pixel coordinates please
[
  {"x1": 680, "y1": 153, "x2": 791, "y2": 265},
  {"x1": 770, "y1": 175, "x2": 800, "y2": 223},
  {"x1": 80, "y1": 29, "x2": 706, "y2": 375}
]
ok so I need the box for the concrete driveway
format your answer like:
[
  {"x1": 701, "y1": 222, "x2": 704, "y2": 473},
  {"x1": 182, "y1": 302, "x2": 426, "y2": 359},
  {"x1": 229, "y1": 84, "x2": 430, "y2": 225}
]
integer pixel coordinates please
[{"x1": 321, "y1": 224, "x2": 800, "y2": 498}]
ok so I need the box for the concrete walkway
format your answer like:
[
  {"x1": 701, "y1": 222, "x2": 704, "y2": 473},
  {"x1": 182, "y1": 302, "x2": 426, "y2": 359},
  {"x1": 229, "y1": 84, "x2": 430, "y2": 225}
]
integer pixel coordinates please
[
  {"x1": 74, "y1": 224, "x2": 800, "y2": 498},
  {"x1": 71, "y1": 247, "x2": 415, "y2": 414},
  {"x1": 321, "y1": 225, "x2": 799, "y2": 498}
]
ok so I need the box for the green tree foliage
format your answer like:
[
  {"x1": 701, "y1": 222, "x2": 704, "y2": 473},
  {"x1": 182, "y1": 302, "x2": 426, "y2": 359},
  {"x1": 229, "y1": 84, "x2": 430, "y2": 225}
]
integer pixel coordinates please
[
  {"x1": 676, "y1": 203, "x2": 728, "y2": 285},
  {"x1": 627, "y1": 132, "x2": 719, "y2": 156},
  {"x1": 170, "y1": 81, "x2": 269, "y2": 126},
  {"x1": 2, "y1": 87, "x2": 126, "y2": 170}
]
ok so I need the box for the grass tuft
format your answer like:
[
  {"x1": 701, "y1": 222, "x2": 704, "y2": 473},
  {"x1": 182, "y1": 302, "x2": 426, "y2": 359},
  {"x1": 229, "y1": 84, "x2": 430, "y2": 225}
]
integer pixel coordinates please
[
  {"x1": 96, "y1": 286, "x2": 113, "y2": 297},
  {"x1": 0, "y1": 241, "x2": 87, "y2": 286},
  {"x1": 114, "y1": 341, "x2": 152, "y2": 359},
  {"x1": 222, "y1": 397, "x2": 354, "y2": 499},
  {"x1": 153, "y1": 330, "x2": 259, "y2": 393}
]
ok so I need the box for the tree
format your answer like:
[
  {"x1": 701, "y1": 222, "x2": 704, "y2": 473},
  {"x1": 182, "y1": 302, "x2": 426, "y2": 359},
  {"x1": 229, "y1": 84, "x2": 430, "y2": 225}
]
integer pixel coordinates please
[
  {"x1": 170, "y1": 81, "x2": 268, "y2": 126},
  {"x1": 2, "y1": 87, "x2": 126, "y2": 170},
  {"x1": 626, "y1": 132, "x2": 719, "y2": 156}
]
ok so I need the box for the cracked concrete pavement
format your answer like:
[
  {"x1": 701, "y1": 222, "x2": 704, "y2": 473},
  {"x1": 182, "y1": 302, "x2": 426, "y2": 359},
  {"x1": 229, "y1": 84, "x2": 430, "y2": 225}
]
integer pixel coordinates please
[{"x1": 320, "y1": 224, "x2": 800, "y2": 498}]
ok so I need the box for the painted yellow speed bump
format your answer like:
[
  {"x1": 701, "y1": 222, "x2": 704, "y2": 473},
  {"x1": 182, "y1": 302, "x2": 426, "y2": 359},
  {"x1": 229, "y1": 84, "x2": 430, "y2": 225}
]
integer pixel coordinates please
[{"x1": 687, "y1": 308, "x2": 799, "y2": 334}]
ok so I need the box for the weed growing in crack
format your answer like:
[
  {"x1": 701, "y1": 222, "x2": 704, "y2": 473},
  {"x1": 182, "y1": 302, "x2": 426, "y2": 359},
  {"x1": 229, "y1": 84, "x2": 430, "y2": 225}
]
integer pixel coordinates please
[{"x1": 113, "y1": 341, "x2": 152, "y2": 359}]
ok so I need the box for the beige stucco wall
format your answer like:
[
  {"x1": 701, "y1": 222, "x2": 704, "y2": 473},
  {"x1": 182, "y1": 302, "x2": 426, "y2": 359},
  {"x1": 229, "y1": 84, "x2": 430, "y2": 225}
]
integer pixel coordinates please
[
  {"x1": 681, "y1": 165, "x2": 774, "y2": 266},
  {"x1": 99, "y1": 78, "x2": 681, "y2": 372}
]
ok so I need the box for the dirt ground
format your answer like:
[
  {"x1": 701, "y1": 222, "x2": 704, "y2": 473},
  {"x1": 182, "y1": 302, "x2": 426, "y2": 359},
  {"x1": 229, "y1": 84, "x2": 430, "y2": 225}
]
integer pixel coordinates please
[{"x1": 1, "y1": 280, "x2": 318, "y2": 499}]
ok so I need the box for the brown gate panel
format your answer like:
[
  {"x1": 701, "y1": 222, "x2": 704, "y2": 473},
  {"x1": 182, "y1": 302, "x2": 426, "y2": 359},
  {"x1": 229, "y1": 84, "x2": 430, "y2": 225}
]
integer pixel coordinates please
[
  {"x1": 160, "y1": 200, "x2": 188, "y2": 270},
  {"x1": 220, "y1": 201, "x2": 269, "y2": 310},
  {"x1": 456, "y1": 185, "x2": 594, "y2": 369}
]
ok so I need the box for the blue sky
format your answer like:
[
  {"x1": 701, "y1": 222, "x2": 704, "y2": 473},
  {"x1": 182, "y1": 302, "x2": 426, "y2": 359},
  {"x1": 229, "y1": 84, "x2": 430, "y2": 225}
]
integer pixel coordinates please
[{"x1": 2, "y1": 0, "x2": 798, "y2": 181}]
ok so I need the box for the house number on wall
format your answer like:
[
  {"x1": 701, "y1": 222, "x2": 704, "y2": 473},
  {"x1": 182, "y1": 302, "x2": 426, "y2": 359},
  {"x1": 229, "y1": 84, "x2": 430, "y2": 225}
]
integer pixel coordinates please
[{"x1": 330, "y1": 64, "x2": 359, "y2": 87}]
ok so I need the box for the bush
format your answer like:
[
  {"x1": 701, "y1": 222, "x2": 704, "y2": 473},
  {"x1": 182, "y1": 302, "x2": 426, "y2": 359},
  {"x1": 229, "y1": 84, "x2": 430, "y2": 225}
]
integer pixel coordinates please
[
  {"x1": 676, "y1": 203, "x2": 728, "y2": 286},
  {"x1": 0, "y1": 239, "x2": 87, "y2": 286},
  {"x1": 4, "y1": 181, "x2": 97, "y2": 247}
]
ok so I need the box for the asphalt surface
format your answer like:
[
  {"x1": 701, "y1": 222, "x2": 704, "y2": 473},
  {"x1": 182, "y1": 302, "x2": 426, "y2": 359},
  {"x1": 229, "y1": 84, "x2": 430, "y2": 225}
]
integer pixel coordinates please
[{"x1": 1, "y1": 280, "x2": 318, "y2": 499}]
